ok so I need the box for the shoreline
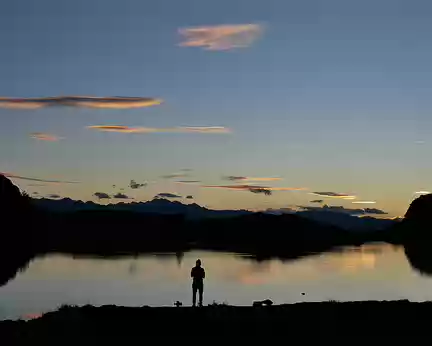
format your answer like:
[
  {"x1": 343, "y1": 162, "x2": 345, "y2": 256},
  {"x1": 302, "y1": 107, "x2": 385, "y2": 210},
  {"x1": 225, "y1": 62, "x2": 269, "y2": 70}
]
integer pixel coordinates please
[{"x1": 2, "y1": 301, "x2": 432, "y2": 341}]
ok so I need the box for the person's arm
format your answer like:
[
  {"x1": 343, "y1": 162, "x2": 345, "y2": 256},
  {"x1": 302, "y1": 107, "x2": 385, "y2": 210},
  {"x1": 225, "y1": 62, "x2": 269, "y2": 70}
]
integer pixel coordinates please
[
  {"x1": 202, "y1": 268, "x2": 205, "y2": 279},
  {"x1": 191, "y1": 268, "x2": 194, "y2": 278}
]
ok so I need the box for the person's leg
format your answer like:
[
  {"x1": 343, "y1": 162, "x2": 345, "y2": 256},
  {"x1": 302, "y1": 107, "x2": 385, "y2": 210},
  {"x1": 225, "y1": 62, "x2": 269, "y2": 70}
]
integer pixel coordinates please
[
  {"x1": 198, "y1": 285, "x2": 203, "y2": 307},
  {"x1": 192, "y1": 284, "x2": 197, "y2": 307}
]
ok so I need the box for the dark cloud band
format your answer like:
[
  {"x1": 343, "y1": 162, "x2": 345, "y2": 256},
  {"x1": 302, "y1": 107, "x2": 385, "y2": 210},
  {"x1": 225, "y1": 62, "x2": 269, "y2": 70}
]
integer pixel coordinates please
[{"x1": 0, "y1": 96, "x2": 162, "y2": 109}]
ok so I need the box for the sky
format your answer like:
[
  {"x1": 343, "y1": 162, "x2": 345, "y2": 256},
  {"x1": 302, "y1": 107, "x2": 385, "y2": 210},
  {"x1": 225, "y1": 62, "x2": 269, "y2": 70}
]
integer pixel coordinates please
[{"x1": 0, "y1": 0, "x2": 431, "y2": 217}]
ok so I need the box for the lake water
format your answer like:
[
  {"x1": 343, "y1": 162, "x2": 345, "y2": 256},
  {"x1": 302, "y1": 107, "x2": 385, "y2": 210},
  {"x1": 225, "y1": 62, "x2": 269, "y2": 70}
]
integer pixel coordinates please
[{"x1": 2, "y1": 243, "x2": 432, "y2": 320}]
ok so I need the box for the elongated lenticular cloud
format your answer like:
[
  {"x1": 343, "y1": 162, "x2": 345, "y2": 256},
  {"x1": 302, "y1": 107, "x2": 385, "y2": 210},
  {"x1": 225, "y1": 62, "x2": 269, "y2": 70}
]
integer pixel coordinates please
[
  {"x1": 0, "y1": 96, "x2": 162, "y2": 109},
  {"x1": 175, "y1": 180, "x2": 200, "y2": 184},
  {"x1": 352, "y1": 201, "x2": 377, "y2": 204},
  {"x1": 87, "y1": 125, "x2": 231, "y2": 134},
  {"x1": 223, "y1": 176, "x2": 282, "y2": 182},
  {"x1": 1, "y1": 172, "x2": 79, "y2": 184},
  {"x1": 204, "y1": 185, "x2": 306, "y2": 192},
  {"x1": 310, "y1": 192, "x2": 356, "y2": 200},
  {"x1": 30, "y1": 132, "x2": 63, "y2": 141},
  {"x1": 179, "y1": 24, "x2": 263, "y2": 50}
]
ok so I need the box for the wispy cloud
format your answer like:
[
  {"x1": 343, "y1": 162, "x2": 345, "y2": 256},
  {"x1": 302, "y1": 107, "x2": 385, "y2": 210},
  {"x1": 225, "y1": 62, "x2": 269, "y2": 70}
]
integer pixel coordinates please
[
  {"x1": 1, "y1": 172, "x2": 79, "y2": 184},
  {"x1": 94, "y1": 192, "x2": 110, "y2": 199},
  {"x1": 310, "y1": 192, "x2": 356, "y2": 200},
  {"x1": 310, "y1": 199, "x2": 324, "y2": 204},
  {"x1": 47, "y1": 194, "x2": 61, "y2": 199},
  {"x1": 414, "y1": 191, "x2": 430, "y2": 195},
  {"x1": 203, "y1": 185, "x2": 306, "y2": 193},
  {"x1": 0, "y1": 96, "x2": 162, "y2": 109},
  {"x1": 129, "y1": 180, "x2": 146, "y2": 189},
  {"x1": 161, "y1": 173, "x2": 188, "y2": 179},
  {"x1": 223, "y1": 176, "x2": 282, "y2": 182},
  {"x1": 87, "y1": 125, "x2": 232, "y2": 134},
  {"x1": 175, "y1": 180, "x2": 201, "y2": 184},
  {"x1": 186, "y1": 195, "x2": 194, "y2": 199},
  {"x1": 178, "y1": 24, "x2": 263, "y2": 50},
  {"x1": 156, "y1": 193, "x2": 182, "y2": 199},
  {"x1": 30, "y1": 132, "x2": 63, "y2": 141},
  {"x1": 352, "y1": 201, "x2": 377, "y2": 204}
]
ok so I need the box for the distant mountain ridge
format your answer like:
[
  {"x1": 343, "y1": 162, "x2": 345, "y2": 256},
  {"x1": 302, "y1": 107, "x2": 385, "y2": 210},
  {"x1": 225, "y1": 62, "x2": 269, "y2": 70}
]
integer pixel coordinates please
[
  {"x1": 32, "y1": 197, "x2": 397, "y2": 231},
  {"x1": 32, "y1": 197, "x2": 252, "y2": 219}
]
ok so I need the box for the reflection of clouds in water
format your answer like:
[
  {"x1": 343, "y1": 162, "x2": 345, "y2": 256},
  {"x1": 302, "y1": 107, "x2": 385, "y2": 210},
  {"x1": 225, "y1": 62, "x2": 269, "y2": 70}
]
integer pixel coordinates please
[
  {"x1": 23, "y1": 245, "x2": 402, "y2": 287},
  {"x1": 315, "y1": 244, "x2": 399, "y2": 274}
]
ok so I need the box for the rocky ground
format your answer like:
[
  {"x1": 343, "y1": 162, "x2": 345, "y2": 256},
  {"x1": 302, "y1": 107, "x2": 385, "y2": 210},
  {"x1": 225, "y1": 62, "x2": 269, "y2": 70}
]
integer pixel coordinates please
[{"x1": 1, "y1": 301, "x2": 432, "y2": 344}]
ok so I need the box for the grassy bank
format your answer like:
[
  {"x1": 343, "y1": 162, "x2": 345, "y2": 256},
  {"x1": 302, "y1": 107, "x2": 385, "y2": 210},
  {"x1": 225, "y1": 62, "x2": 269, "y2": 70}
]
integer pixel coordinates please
[{"x1": 1, "y1": 301, "x2": 432, "y2": 343}]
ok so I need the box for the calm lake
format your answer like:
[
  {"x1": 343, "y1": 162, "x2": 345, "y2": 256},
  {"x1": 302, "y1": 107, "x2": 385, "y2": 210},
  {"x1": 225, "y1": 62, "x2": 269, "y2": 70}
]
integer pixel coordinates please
[{"x1": 1, "y1": 243, "x2": 432, "y2": 320}]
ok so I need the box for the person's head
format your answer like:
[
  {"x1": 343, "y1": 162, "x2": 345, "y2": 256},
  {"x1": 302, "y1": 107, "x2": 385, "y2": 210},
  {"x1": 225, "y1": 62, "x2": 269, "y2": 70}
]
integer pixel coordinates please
[{"x1": 196, "y1": 259, "x2": 201, "y2": 267}]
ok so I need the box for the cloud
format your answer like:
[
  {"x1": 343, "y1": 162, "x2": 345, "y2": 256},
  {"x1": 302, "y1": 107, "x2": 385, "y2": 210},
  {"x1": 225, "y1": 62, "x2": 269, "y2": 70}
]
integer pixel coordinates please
[
  {"x1": 129, "y1": 180, "x2": 146, "y2": 189},
  {"x1": 30, "y1": 132, "x2": 63, "y2": 141},
  {"x1": 310, "y1": 200, "x2": 324, "y2": 203},
  {"x1": 310, "y1": 192, "x2": 356, "y2": 200},
  {"x1": 224, "y1": 176, "x2": 247, "y2": 181},
  {"x1": 352, "y1": 201, "x2": 377, "y2": 204},
  {"x1": 363, "y1": 208, "x2": 387, "y2": 215},
  {"x1": 1, "y1": 172, "x2": 79, "y2": 184},
  {"x1": 186, "y1": 195, "x2": 194, "y2": 199},
  {"x1": 249, "y1": 188, "x2": 272, "y2": 196},
  {"x1": 299, "y1": 205, "x2": 387, "y2": 215},
  {"x1": 32, "y1": 192, "x2": 39, "y2": 195},
  {"x1": 245, "y1": 177, "x2": 282, "y2": 182},
  {"x1": 203, "y1": 185, "x2": 305, "y2": 194},
  {"x1": 178, "y1": 24, "x2": 263, "y2": 50},
  {"x1": 414, "y1": 191, "x2": 430, "y2": 195},
  {"x1": 94, "y1": 192, "x2": 111, "y2": 199},
  {"x1": 156, "y1": 193, "x2": 182, "y2": 199},
  {"x1": 161, "y1": 173, "x2": 188, "y2": 179},
  {"x1": 87, "y1": 125, "x2": 232, "y2": 134},
  {"x1": 113, "y1": 193, "x2": 131, "y2": 199},
  {"x1": 175, "y1": 180, "x2": 201, "y2": 184},
  {"x1": 47, "y1": 194, "x2": 61, "y2": 199},
  {"x1": 0, "y1": 96, "x2": 162, "y2": 109},
  {"x1": 223, "y1": 176, "x2": 282, "y2": 182}
]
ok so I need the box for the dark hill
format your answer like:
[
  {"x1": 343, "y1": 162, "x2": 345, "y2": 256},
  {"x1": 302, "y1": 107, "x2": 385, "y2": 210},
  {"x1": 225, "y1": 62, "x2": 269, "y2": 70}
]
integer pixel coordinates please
[
  {"x1": 388, "y1": 194, "x2": 432, "y2": 275},
  {"x1": 0, "y1": 175, "x2": 35, "y2": 286}
]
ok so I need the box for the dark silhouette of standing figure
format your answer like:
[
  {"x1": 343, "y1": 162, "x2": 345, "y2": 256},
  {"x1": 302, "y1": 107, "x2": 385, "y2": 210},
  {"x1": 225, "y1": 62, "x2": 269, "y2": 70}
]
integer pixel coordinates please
[{"x1": 191, "y1": 259, "x2": 205, "y2": 307}]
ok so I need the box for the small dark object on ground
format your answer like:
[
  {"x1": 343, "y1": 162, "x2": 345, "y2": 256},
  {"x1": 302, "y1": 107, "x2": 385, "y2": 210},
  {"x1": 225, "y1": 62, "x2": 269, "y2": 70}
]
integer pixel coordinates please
[
  {"x1": 253, "y1": 299, "x2": 273, "y2": 307},
  {"x1": 174, "y1": 301, "x2": 182, "y2": 307}
]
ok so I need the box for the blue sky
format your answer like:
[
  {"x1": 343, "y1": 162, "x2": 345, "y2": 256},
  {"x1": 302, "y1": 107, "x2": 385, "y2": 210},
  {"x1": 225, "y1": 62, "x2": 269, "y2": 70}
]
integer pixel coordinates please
[{"x1": 0, "y1": 0, "x2": 431, "y2": 216}]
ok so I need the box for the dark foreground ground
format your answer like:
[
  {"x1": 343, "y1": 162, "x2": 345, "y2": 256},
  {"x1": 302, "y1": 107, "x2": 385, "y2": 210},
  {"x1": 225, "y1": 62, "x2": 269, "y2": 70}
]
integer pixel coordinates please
[{"x1": 1, "y1": 301, "x2": 432, "y2": 344}]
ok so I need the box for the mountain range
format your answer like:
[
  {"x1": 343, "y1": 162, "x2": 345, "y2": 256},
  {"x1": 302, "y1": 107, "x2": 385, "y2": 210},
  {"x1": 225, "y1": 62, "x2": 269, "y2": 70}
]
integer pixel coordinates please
[{"x1": 32, "y1": 197, "x2": 398, "y2": 232}]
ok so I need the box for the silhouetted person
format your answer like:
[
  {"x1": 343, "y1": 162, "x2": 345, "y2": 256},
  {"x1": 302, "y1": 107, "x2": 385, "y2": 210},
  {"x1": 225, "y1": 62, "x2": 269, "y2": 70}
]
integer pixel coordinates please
[{"x1": 191, "y1": 259, "x2": 205, "y2": 307}]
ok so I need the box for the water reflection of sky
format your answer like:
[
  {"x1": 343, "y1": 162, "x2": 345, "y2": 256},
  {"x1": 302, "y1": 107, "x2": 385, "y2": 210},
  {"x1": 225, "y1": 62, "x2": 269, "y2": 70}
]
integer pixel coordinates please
[{"x1": 2, "y1": 244, "x2": 432, "y2": 320}]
